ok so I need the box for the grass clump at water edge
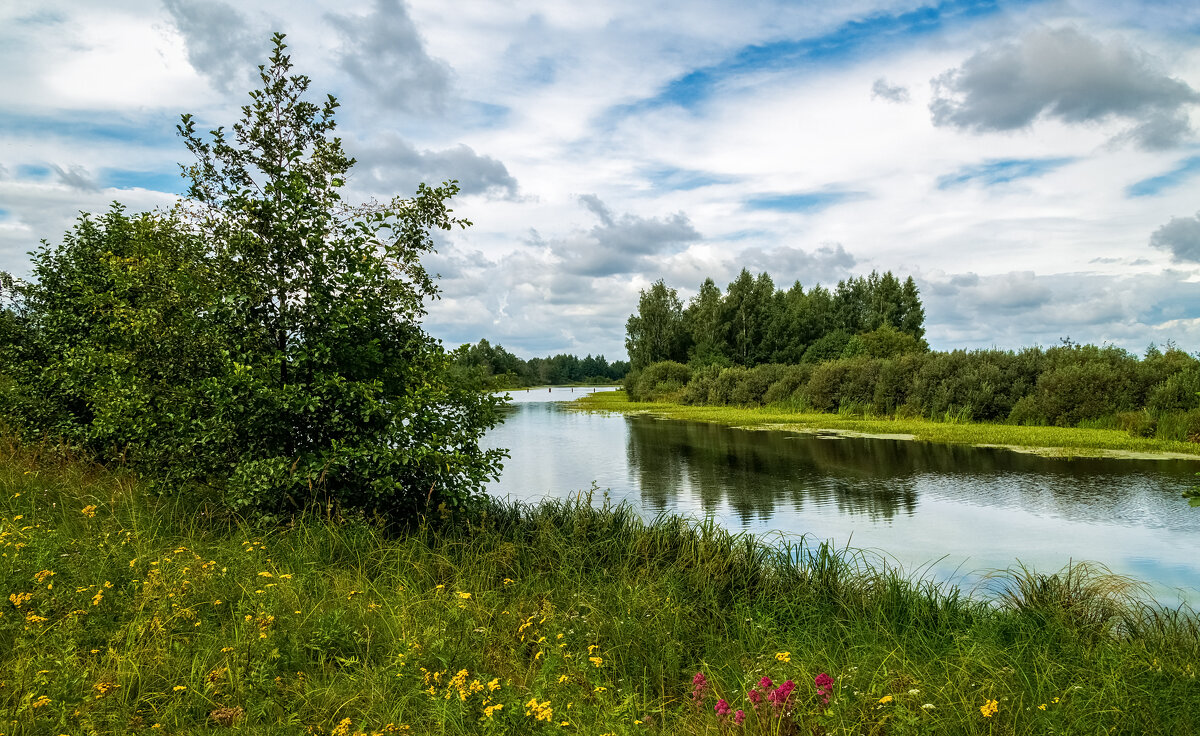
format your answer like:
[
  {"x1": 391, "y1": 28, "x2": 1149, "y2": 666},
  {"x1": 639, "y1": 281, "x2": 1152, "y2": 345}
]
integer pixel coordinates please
[{"x1": 1, "y1": 438, "x2": 1198, "y2": 735}]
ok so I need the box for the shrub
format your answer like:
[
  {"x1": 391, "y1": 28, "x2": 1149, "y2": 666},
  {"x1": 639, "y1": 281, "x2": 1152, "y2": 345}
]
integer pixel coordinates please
[
  {"x1": 728, "y1": 364, "x2": 787, "y2": 406},
  {"x1": 763, "y1": 364, "x2": 813, "y2": 405},
  {"x1": 628, "y1": 361, "x2": 692, "y2": 402}
]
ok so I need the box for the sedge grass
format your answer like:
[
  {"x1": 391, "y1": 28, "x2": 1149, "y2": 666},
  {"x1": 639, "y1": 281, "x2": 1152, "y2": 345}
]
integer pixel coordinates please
[
  {"x1": 0, "y1": 437, "x2": 1197, "y2": 735},
  {"x1": 575, "y1": 391, "x2": 1200, "y2": 458}
]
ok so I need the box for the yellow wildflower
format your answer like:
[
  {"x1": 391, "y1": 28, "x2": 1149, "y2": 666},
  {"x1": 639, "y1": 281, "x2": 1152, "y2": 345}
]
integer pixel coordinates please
[
  {"x1": 589, "y1": 656, "x2": 603, "y2": 667},
  {"x1": 458, "y1": 592, "x2": 471, "y2": 599},
  {"x1": 332, "y1": 717, "x2": 353, "y2": 736},
  {"x1": 775, "y1": 651, "x2": 791, "y2": 662},
  {"x1": 878, "y1": 694, "x2": 893, "y2": 704},
  {"x1": 483, "y1": 702, "x2": 503, "y2": 718},
  {"x1": 34, "y1": 570, "x2": 54, "y2": 585},
  {"x1": 91, "y1": 591, "x2": 103, "y2": 606},
  {"x1": 81, "y1": 505, "x2": 97, "y2": 518},
  {"x1": 980, "y1": 699, "x2": 999, "y2": 718},
  {"x1": 9, "y1": 591, "x2": 32, "y2": 608},
  {"x1": 31, "y1": 695, "x2": 51, "y2": 708},
  {"x1": 173, "y1": 685, "x2": 187, "y2": 692},
  {"x1": 488, "y1": 678, "x2": 501, "y2": 691}
]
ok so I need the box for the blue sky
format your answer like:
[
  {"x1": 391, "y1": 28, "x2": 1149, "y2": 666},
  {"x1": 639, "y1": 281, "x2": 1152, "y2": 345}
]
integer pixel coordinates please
[{"x1": 3, "y1": 0, "x2": 1200, "y2": 358}]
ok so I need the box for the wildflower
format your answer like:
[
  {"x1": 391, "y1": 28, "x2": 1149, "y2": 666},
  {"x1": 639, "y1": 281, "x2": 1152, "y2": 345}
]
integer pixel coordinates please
[
  {"x1": 92, "y1": 591, "x2": 103, "y2": 606},
  {"x1": 483, "y1": 702, "x2": 503, "y2": 718},
  {"x1": 174, "y1": 685, "x2": 187, "y2": 692},
  {"x1": 558, "y1": 675, "x2": 570, "y2": 683},
  {"x1": 81, "y1": 505, "x2": 97, "y2": 517},
  {"x1": 31, "y1": 695, "x2": 51, "y2": 708},
  {"x1": 691, "y1": 671, "x2": 709, "y2": 706},
  {"x1": 332, "y1": 717, "x2": 353, "y2": 736},
  {"x1": 980, "y1": 699, "x2": 999, "y2": 718},
  {"x1": 488, "y1": 678, "x2": 501, "y2": 691},
  {"x1": 503, "y1": 578, "x2": 514, "y2": 585},
  {"x1": 589, "y1": 656, "x2": 603, "y2": 667},
  {"x1": 9, "y1": 592, "x2": 32, "y2": 608},
  {"x1": 1038, "y1": 704, "x2": 1047, "y2": 710},
  {"x1": 922, "y1": 703, "x2": 935, "y2": 710},
  {"x1": 458, "y1": 592, "x2": 471, "y2": 599},
  {"x1": 714, "y1": 699, "x2": 731, "y2": 717},
  {"x1": 757, "y1": 676, "x2": 773, "y2": 689},
  {"x1": 768, "y1": 680, "x2": 796, "y2": 709},
  {"x1": 258, "y1": 571, "x2": 273, "y2": 577},
  {"x1": 775, "y1": 651, "x2": 791, "y2": 662},
  {"x1": 878, "y1": 694, "x2": 893, "y2": 705},
  {"x1": 34, "y1": 570, "x2": 54, "y2": 585},
  {"x1": 815, "y1": 672, "x2": 834, "y2": 707},
  {"x1": 734, "y1": 709, "x2": 746, "y2": 725}
]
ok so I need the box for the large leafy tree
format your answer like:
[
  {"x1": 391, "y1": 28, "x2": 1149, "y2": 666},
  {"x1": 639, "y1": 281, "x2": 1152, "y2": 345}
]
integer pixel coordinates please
[
  {"x1": 3, "y1": 34, "x2": 505, "y2": 521},
  {"x1": 174, "y1": 34, "x2": 505, "y2": 518},
  {"x1": 625, "y1": 279, "x2": 688, "y2": 370}
]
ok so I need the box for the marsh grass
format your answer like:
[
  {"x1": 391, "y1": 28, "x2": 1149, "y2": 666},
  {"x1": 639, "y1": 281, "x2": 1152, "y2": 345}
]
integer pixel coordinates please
[
  {"x1": 1, "y1": 438, "x2": 1198, "y2": 734},
  {"x1": 576, "y1": 392, "x2": 1200, "y2": 457}
]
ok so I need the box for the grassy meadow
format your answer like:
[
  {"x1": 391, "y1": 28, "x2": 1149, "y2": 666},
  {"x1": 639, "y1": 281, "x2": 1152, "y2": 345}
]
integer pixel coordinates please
[
  {"x1": 575, "y1": 391, "x2": 1200, "y2": 458},
  {"x1": 2, "y1": 437, "x2": 1199, "y2": 735}
]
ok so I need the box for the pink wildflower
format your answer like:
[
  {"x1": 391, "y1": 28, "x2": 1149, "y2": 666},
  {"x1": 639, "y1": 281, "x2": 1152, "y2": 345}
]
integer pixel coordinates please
[
  {"x1": 814, "y1": 672, "x2": 834, "y2": 707},
  {"x1": 758, "y1": 676, "x2": 773, "y2": 690},
  {"x1": 715, "y1": 699, "x2": 731, "y2": 717},
  {"x1": 691, "y1": 671, "x2": 709, "y2": 707},
  {"x1": 747, "y1": 688, "x2": 763, "y2": 706},
  {"x1": 767, "y1": 680, "x2": 796, "y2": 709},
  {"x1": 734, "y1": 709, "x2": 746, "y2": 725}
]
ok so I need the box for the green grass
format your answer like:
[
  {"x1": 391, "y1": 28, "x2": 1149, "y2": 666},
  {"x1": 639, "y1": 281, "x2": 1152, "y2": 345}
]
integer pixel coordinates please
[
  {"x1": 575, "y1": 392, "x2": 1200, "y2": 458},
  {"x1": 2, "y1": 438, "x2": 1198, "y2": 735}
]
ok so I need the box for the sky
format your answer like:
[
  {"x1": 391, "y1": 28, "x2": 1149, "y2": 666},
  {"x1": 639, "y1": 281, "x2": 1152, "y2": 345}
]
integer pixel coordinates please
[{"x1": 3, "y1": 0, "x2": 1200, "y2": 360}]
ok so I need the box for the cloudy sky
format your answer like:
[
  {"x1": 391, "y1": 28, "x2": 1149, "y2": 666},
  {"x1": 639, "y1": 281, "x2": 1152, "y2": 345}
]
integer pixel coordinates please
[{"x1": 4, "y1": 0, "x2": 1200, "y2": 359}]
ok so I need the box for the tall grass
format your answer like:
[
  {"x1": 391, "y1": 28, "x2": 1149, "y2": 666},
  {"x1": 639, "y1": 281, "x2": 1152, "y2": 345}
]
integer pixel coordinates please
[{"x1": 1, "y1": 438, "x2": 1198, "y2": 734}]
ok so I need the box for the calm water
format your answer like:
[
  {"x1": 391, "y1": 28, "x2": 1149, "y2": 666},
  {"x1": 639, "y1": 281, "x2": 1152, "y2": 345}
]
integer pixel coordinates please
[{"x1": 484, "y1": 388, "x2": 1200, "y2": 605}]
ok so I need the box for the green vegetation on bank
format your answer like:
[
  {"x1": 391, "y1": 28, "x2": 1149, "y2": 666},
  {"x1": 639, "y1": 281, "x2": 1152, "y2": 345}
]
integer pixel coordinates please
[
  {"x1": 622, "y1": 340, "x2": 1200, "y2": 448},
  {"x1": 577, "y1": 391, "x2": 1200, "y2": 457},
  {"x1": 451, "y1": 339, "x2": 629, "y2": 389},
  {"x1": 0, "y1": 37, "x2": 504, "y2": 522},
  {"x1": 4, "y1": 440, "x2": 1199, "y2": 735},
  {"x1": 624, "y1": 270, "x2": 925, "y2": 371}
]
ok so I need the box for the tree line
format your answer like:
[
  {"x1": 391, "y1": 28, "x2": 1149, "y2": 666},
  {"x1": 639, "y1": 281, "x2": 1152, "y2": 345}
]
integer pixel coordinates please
[
  {"x1": 451, "y1": 339, "x2": 629, "y2": 389},
  {"x1": 626, "y1": 342, "x2": 1200, "y2": 442},
  {"x1": 0, "y1": 36, "x2": 504, "y2": 522},
  {"x1": 625, "y1": 269, "x2": 925, "y2": 370}
]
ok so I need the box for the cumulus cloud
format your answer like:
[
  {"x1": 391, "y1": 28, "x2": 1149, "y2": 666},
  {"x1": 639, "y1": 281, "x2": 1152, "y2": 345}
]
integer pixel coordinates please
[
  {"x1": 348, "y1": 135, "x2": 518, "y2": 199},
  {"x1": 1150, "y1": 212, "x2": 1200, "y2": 263},
  {"x1": 738, "y1": 244, "x2": 856, "y2": 286},
  {"x1": 327, "y1": 0, "x2": 454, "y2": 115},
  {"x1": 871, "y1": 78, "x2": 910, "y2": 103},
  {"x1": 162, "y1": 0, "x2": 263, "y2": 93},
  {"x1": 921, "y1": 270, "x2": 1200, "y2": 350},
  {"x1": 930, "y1": 27, "x2": 1200, "y2": 149},
  {"x1": 557, "y1": 195, "x2": 700, "y2": 277},
  {"x1": 50, "y1": 164, "x2": 98, "y2": 192}
]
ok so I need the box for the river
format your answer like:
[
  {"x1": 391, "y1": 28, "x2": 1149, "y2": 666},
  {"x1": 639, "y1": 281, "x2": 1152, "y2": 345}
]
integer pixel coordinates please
[{"x1": 484, "y1": 388, "x2": 1200, "y2": 606}]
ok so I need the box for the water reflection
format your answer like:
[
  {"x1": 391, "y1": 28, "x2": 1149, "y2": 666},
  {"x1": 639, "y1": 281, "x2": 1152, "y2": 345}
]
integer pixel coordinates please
[{"x1": 483, "y1": 398, "x2": 1200, "y2": 604}]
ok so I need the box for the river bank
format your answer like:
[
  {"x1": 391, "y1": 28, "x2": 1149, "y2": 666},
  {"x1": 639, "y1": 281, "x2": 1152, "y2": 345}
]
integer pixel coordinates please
[
  {"x1": 574, "y1": 391, "x2": 1200, "y2": 460},
  {"x1": 3, "y1": 438, "x2": 1198, "y2": 734}
]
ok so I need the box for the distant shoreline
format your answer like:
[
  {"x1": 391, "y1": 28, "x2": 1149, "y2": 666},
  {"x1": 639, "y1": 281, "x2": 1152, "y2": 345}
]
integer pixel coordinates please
[{"x1": 573, "y1": 391, "x2": 1200, "y2": 460}]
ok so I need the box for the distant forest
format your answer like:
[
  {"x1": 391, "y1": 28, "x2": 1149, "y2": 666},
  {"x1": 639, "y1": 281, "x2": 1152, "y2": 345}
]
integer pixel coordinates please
[
  {"x1": 625, "y1": 268, "x2": 925, "y2": 370},
  {"x1": 451, "y1": 339, "x2": 629, "y2": 388}
]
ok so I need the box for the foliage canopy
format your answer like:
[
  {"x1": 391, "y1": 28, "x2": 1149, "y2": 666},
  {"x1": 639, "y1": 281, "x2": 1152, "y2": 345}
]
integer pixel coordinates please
[{"x1": 0, "y1": 34, "x2": 505, "y2": 521}]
